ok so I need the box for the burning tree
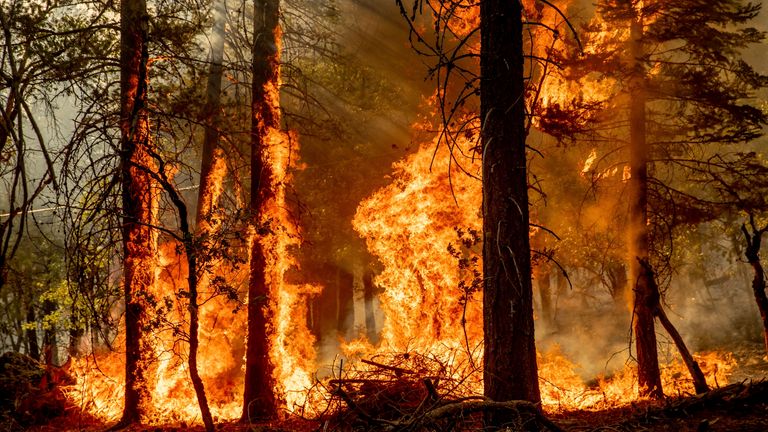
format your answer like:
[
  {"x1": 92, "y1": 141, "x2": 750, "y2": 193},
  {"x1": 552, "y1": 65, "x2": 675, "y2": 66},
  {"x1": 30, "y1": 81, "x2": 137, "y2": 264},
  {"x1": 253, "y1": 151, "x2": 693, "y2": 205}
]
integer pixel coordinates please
[
  {"x1": 548, "y1": 0, "x2": 768, "y2": 397},
  {"x1": 241, "y1": 0, "x2": 282, "y2": 420},
  {"x1": 118, "y1": 0, "x2": 156, "y2": 424}
]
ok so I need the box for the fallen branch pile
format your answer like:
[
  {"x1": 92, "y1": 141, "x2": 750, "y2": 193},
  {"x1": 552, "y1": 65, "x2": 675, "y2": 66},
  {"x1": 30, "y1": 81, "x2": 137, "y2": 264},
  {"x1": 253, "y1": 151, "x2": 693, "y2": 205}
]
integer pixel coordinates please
[{"x1": 321, "y1": 353, "x2": 562, "y2": 431}]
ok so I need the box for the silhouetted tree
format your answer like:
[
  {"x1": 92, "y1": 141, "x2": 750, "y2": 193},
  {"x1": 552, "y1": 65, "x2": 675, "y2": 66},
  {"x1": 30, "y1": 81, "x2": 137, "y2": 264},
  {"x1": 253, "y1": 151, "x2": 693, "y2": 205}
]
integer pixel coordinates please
[{"x1": 480, "y1": 2, "x2": 541, "y2": 425}]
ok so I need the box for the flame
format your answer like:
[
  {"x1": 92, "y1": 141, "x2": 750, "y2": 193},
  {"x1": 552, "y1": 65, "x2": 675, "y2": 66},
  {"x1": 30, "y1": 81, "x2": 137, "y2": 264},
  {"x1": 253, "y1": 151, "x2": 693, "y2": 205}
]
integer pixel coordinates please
[
  {"x1": 353, "y1": 116, "x2": 483, "y2": 359},
  {"x1": 581, "y1": 148, "x2": 620, "y2": 179},
  {"x1": 67, "y1": 24, "x2": 320, "y2": 426},
  {"x1": 65, "y1": 2, "x2": 744, "y2": 426}
]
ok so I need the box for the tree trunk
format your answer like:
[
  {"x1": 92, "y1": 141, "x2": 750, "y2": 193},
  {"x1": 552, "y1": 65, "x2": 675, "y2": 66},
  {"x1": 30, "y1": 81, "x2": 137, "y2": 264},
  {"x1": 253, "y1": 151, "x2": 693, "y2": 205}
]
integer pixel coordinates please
[
  {"x1": 606, "y1": 262, "x2": 628, "y2": 309},
  {"x1": 177, "y1": 199, "x2": 216, "y2": 431},
  {"x1": 119, "y1": 0, "x2": 155, "y2": 424},
  {"x1": 655, "y1": 306, "x2": 709, "y2": 393},
  {"x1": 337, "y1": 267, "x2": 354, "y2": 338},
  {"x1": 363, "y1": 270, "x2": 377, "y2": 343},
  {"x1": 638, "y1": 261, "x2": 709, "y2": 394},
  {"x1": 186, "y1": 7, "x2": 226, "y2": 428},
  {"x1": 69, "y1": 311, "x2": 85, "y2": 358},
  {"x1": 241, "y1": 0, "x2": 280, "y2": 422},
  {"x1": 742, "y1": 222, "x2": 768, "y2": 354},
  {"x1": 480, "y1": 0, "x2": 541, "y2": 426},
  {"x1": 26, "y1": 306, "x2": 39, "y2": 360},
  {"x1": 196, "y1": 0, "x2": 227, "y2": 229},
  {"x1": 187, "y1": 250, "x2": 215, "y2": 432},
  {"x1": 627, "y1": 12, "x2": 663, "y2": 399},
  {"x1": 537, "y1": 266, "x2": 554, "y2": 329},
  {"x1": 42, "y1": 299, "x2": 58, "y2": 366}
]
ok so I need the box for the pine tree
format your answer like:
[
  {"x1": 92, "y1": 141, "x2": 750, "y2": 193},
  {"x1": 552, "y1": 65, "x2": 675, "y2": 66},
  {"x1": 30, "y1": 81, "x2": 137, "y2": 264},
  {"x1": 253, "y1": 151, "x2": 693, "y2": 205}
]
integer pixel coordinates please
[
  {"x1": 481, "y1": 0, "x2": 541, "y2": 419},
  {"x1": 119, "y1": 0, "x2": 155, "y2": 423},
  {"x1": 558, "y1": 0, "x2": 768, "y2": 397}
]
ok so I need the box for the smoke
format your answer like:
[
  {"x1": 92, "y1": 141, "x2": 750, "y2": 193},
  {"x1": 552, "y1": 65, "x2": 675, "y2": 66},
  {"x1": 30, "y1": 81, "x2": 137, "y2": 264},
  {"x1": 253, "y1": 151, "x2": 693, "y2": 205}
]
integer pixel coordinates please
[{"x1": 289, "y1": 0, "x2": 768, "y2": 389}]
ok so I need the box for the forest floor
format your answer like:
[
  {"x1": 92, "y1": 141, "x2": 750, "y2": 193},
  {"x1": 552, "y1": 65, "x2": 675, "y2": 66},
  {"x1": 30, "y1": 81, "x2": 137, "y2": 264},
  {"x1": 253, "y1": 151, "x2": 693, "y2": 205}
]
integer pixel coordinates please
[{"x1": 17, "y1": 343, "x2": 768, "y2": 432}]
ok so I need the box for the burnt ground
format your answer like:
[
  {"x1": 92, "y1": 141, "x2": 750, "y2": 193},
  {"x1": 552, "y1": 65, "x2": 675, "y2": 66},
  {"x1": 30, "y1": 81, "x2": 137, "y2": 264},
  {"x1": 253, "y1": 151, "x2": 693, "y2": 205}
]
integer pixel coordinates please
[
  {"x1": 17, "y1": 343, "x2": 768, "y2": 432},
  {"x1": 19, "y1": 382, "x2": 768, "y2": 432}
]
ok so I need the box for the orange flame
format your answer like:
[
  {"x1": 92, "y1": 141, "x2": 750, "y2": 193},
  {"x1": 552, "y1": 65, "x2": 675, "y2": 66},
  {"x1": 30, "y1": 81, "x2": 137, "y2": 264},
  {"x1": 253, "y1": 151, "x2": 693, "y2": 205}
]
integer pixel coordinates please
[{"x1": 66, "y1": 2, "x2": 742, "y2": 425}]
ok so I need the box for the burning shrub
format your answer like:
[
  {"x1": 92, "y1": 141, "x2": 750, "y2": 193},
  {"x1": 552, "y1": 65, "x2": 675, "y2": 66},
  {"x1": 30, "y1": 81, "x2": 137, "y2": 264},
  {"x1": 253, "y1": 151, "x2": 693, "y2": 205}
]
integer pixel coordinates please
[{"x1": 0, "y1": 352, "x2": 74, "y2": 429}]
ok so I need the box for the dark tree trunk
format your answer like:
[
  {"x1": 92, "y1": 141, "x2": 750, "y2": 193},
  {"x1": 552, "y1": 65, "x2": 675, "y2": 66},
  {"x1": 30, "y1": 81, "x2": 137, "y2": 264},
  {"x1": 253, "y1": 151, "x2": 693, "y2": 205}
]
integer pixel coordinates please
[
  {"x1": 655, "y1": 307, "x2": 709, "y2": 393},
  {"x1": 118, "y1": 0, "x2": 155, "y2": 424},
  {"x1": 480, "y1": 0, "x2": 541, "y2": 426},
  {"x1": 363, "y1": 270, "x2": 378, "y2": 343},
  {"x1": 627, "y1": 13, "x2": 663, "y2": 399},
  {"x1": 169, "y1": 189, "x2": 216, "y2": 432},
  {"x1": 742, "y1": 221, "x2": 768, "y2": 354},
  {"x1": 537, "y1": 266, "x2": 554, "y2": 329},
  {"x1": 337, "y1": 267, "x2": 354, "y2": 338},
  {"x1": 606, "y1": 262, "x2": 628, "y2": 309},
  {"x1": 196, "y1": 0, "x2": 226, "y2": 229},
  {"x1": 42, "y1": 300, "x2": 57, "y2": 366},
  {"x1": 638, "y1": 261, "x2": 709, "y2": 394},
  {"x1": 26, "y1": 306, "x2": 39, "y2": 360},
  {"x1": 241, "y1": 0, "x2": 280, "y2": 422},
  {"x1": 69, "y1": 311, "x2": 84, "y2": 358}
]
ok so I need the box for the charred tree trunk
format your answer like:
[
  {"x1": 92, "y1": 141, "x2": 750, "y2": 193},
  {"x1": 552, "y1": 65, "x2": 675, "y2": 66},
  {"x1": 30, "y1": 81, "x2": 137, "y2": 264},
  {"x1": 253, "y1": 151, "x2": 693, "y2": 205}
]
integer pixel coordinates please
[
  {"x1": 118, "y1": 0, "x2": 155, "y2": 424},
  {"x1": 242, "y1": 0, "x2": 280, "y2": 422},
  {"x1": 196, "y1": 0, "x2": 227, "y2": 229},
  {"x1": 186, "y1": 242, "x2": 215, "y2": 432},
  {"x1": 480, "y1": 0, "x2": 541, "y2": 426},
  {"x1": 25, "y1": 306, "x2": 39, "y2": 360},
  {"x1": 627, "y1": 12, "x2": 663, "y2": 399},
  {"x1": 741, "y1": 218, "x2": 768, "y2": 354},
  {"x1": 655, "y1": 307, "x2": 709, "y2": 393}
]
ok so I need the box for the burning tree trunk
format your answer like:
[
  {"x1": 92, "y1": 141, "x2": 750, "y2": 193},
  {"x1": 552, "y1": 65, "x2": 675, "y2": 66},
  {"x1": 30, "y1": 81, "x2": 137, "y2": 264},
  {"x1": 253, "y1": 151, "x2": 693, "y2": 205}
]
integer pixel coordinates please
[
  {"x1": 196, "y1": 0, "x2": 227, "y2": 229},
  {"x1": 480, "y1": 0, "x2": 541, "y2": 423},
  {"x1": 118, "y1": 0, "x2": 156, "y2": 424},
  {"x1": 626, "y1": 12, "x2": 663, "y2": 399},
  {"x1": 241, "y1": 0, "x2": 280, "y2": 422},
  {"x1": 741, "y1": 216, "x2": 768, "y2": 354}
]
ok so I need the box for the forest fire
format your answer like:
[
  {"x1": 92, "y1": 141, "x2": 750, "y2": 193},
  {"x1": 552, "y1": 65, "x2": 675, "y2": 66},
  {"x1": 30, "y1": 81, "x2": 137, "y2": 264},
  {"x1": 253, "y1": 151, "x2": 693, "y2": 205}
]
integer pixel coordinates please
[{"x1": 3, "y1": 0, "x2": 768, "y2": 431}]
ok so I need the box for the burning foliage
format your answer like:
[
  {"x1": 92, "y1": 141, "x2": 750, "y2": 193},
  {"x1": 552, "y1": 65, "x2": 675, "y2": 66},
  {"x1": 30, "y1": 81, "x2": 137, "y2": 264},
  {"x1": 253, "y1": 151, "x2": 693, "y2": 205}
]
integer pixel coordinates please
[
  {"x1": 15, "y1": 0, "x2": 768, "y2": 430},
  {"x1": 0, "y1": 352, "x2": 74, "y2": 429}
]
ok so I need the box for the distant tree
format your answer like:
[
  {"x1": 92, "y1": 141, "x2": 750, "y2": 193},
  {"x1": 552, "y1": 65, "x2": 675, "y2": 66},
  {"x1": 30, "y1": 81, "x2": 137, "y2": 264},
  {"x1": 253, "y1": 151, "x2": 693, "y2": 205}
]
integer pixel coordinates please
[
  {"x1": 0, "y1": 0, "x2": 113, "y2": 295},
  {"x1": 196, "y1": 0, "x2": 227, "y2": 230}
]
